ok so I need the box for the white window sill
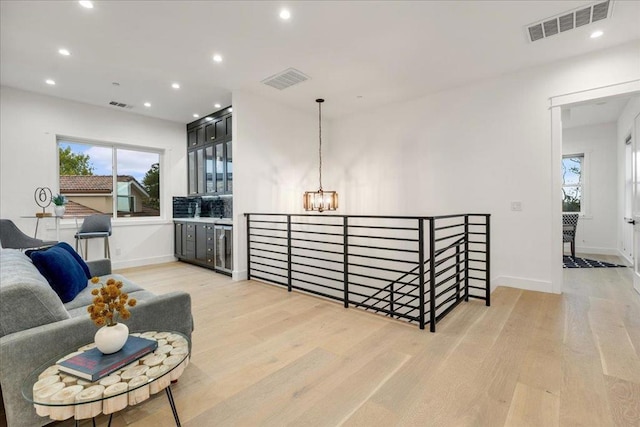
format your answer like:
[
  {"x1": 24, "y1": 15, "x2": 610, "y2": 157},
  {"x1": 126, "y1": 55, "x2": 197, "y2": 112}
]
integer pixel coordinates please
[{"x1": 57, "y1": 218, "x2": 173, "y2": 230}]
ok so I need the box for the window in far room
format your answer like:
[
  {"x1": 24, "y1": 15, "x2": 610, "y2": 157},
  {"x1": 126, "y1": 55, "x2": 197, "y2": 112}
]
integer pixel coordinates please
[
  {"x1": 57, "y1": 139, "x2": 161, "y2": 218},
  {"x1": 562, "y1": 154, "x2": 584, "y2": 213}
]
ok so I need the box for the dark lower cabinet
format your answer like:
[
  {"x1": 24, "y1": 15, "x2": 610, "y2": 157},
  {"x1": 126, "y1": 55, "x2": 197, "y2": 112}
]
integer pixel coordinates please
[
  {"x1": 174, "y1": 222, "x2": 184, "y2": 257},
  {"x1": 195, "y1": 223, "x2": 215, "y2": 265},
  {"x1": 185, "y1": 223, "x2": 196, "y2": 260},
  {"x1": 174, "y1": 221, "x2": 195, "y2": 260},
  {"x1": 195, "y1": 223, "x2": 207, "y2": 263},
  {"x1": 174, "y1": 220, "x2": 232, "y2": 276}
]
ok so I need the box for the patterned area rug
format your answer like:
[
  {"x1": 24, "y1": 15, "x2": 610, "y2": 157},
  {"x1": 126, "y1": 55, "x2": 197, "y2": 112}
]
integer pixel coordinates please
[{"x1": 563, "y1": 256, "x2": 627, "y2": 268}]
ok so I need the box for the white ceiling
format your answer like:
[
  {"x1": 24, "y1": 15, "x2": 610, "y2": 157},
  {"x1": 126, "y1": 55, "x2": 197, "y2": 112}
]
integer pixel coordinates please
[
  {"x1": 562, "y1": 95, "x2": 638, "y2": 129},
  {"x1": 1, "y1": 1, "x2": 639, "y2": 124}
]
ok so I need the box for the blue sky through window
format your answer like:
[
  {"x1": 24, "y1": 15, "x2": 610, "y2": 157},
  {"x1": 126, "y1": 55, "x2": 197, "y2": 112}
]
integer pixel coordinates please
[{"x1": 562, "y1": 157, "x2": 581, "y2": 185}]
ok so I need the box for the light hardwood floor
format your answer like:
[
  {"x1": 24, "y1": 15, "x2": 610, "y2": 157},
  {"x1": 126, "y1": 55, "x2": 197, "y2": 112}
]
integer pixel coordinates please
[{"x1": 54, "y1": 257, "x2": 640, "y2": 427}]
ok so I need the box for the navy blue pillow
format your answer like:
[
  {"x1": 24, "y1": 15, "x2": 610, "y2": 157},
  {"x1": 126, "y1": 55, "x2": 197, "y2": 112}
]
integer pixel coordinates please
[
  {"x1": 55, "y1": 242, "x2": 91, "y2": 279},
  {"x1": 27, "y1": 242, "x2": 91, "y2": 279},
  {"x1": 30, "y1": 246, "x2": 88, "y2": 303}
]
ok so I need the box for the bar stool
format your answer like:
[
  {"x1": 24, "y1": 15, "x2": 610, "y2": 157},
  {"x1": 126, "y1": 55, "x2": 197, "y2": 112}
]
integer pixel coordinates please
[{"x1": 74, "y1": 214, "x2": 112, "y2": 259}]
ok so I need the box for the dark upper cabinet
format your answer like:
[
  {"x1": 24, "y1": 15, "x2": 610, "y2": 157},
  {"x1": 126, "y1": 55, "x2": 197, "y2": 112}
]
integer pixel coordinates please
[
  {"x1": 196, "y1": 126, "x2": 205, "y2": 145},
  {"x1": 203, "y1": 116, "x2": 230, "y2": 144},
  {"x1": 215, "y1": 118, "x2": 225, "y2": 141},
  {"x1": 187, "y1": 129, "x2": 196, "y2": 147},
  {"x1": 187, "y1": 110, "x2": 231, "y2": 148},
  {"x1": 205, "y1": 121, "x2": 216, "y2": 143},
  {"x1": 225, "y1": 115, "x2": 232, "y2": 139},
  {"x1": 186, "y1": 108, "x2": 232, "y2": 196},
  {"x1": 187, "y1": 125, "x2": 206, "y2": 148}
]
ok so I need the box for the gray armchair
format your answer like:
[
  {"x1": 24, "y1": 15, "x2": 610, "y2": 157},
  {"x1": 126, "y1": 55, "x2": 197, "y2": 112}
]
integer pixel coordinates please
[{"x1": 0, "y1": 219, "x2": 57, "y2": 250}]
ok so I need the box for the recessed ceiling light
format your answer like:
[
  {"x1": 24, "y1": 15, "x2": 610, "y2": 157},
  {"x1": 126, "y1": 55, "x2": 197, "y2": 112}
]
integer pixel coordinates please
[
  {"x1": 78, "y1": 1, "x2": 93, "y2": 9},
  {"x1": 58, "y1": 48, "x2": 71, "y2": 56},
  {"x1": 205, "y1": 117, "x2": 213, "y2": 122},
  {"x1": 171, "y1": 83, "x2": 180, "y2": 89},
  {"x1": 280, "y1": 9, "x2": 291, "y2": 20},
  {"x1": 228, "y1": 107, "x2": 233, "y2": 112},
  {"x1": 213, "y1": 54, "x2": 223, "y2": 63},
  {"x1": 193, "y1": 114, "x2": 199, "y2": 118},
  {"x1": 214, "y1": 103, "x2": 221, "y2": 109},
  {"x1": 590, "y1": 30, "x2": 604, "y2": 39},
  {"x1": 143, "y1": 102, "x2": 151, "y2": 107},
  {"x1": 45, "y1": 79, "x2": 56, "y2": 85}
]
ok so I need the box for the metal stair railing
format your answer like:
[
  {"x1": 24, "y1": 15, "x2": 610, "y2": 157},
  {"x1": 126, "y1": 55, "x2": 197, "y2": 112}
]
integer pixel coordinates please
[{"x1": 244, "y1": 213, "x2": 490, "y2": 332}]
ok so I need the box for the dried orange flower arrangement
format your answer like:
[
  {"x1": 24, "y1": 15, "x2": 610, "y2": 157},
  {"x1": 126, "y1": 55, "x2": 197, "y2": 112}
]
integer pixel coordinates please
[{"x1": 87, "y1": 277, "x2": 137, "y2": 327}]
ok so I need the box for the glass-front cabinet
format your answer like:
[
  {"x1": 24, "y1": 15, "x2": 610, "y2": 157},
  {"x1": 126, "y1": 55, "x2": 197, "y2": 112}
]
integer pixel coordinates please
[
  {"x1": 215, "y1": 142, "x2": 224, "y2": 193},
  {"x1": 196, "y1": 149, "x2": 204, "y2": 194},
  {"x1": 186, "y1": 107, "x2": 232, "y2": 196},
  {"x1": 188, "y1": 151, "x2": 196, "y2": 195},
  {"x1": 226, "y1": 140, "x2": 232, "y2": 192},
  {"x1": 205, "y1": 145, "x2": 214, "y2": 193}
]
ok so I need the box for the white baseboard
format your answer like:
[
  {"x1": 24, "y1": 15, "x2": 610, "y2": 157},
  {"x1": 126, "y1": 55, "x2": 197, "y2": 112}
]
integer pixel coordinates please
[
  {"x1": 492, "y1": 275, "x2": 556, "y2": 294},
  {"x1": 112, "y1": 255, "x2": 177, "y2": 270},
  {"x1": 574, "y1": 246, "x2": 619, "y2": 256},
  {"x1": 617, "y1": 249, "x2": 634, "y2": 266},
  {"x1": 233, "y1": 269, "x2": 248, "y2": 281}
]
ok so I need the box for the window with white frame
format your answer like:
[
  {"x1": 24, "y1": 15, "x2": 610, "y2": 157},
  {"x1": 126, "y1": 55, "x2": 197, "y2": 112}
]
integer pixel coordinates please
[
  {"x1": 562, "y1": 154, "x2": 584, "y2": 213},
  {"x1": 57, "y1": 138, "x2": 161, "y2": 218}
]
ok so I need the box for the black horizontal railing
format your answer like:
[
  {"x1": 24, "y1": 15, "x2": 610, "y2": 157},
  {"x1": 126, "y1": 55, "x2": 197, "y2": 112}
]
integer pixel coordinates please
[{"x1": 244, "y1": 213, "x2": 490, "y2": 332}]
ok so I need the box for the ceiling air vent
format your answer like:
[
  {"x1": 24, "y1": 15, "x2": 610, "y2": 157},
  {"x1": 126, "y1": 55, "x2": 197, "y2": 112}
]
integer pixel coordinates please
[
  {"x1": 526, "y1": 0, "x2": 613, "y2": 42},
  {"x1": 261, "y1": 68, "x2": 310, "y2": 90},
  {"x1": 108, "y1": 101, "x2": 133, "y2": 109}
]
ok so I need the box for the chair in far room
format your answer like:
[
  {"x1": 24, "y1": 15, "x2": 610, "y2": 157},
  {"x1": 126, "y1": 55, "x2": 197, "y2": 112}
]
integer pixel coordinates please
[
  {"x1": 562, "y1": 213, "x2": 579, "y2": 258},
  {"x1": 0, "y1": 219, "x2": 57, "y2": 250},
  {"x1": 74, "y1": 214, "x2": 112, "y2": 259}
]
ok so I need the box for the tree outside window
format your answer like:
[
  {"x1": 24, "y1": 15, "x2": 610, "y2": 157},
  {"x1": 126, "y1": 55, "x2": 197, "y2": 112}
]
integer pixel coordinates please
[{"x1": 562, "y1": 155, "x2": 583, "y2": 213}]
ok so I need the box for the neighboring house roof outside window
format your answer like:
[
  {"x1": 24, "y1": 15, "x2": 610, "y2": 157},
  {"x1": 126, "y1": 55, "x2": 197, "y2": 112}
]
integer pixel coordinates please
[
  {"x1": 64, "y1": 200, "x2": 103, "y2": 218},
  {"x1": 60, "y1": 175, "x2": 150, "y2": 197},
  {"x1": 63, "y1": 200, "x2": 160, "y2": 218}
]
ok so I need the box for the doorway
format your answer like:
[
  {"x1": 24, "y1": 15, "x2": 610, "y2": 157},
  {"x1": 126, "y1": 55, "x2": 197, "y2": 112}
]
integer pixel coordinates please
[{"x1": 550, "y1": 80, "x2": 640, "y2": 294}]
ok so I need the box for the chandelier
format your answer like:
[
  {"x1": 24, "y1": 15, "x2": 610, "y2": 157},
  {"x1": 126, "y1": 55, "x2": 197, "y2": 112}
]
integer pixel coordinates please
[{"x1": 303, "y1": 99, "x2": 338, "y2": 212}]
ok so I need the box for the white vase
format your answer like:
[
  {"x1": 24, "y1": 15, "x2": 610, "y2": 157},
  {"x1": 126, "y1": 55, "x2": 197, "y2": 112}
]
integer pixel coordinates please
[
  {"x1": 54, "y1": 205, "x2": 66, "y2": 217},
  {"x1": 94, "y1": 323, "x2": 129, "y2": 354}
]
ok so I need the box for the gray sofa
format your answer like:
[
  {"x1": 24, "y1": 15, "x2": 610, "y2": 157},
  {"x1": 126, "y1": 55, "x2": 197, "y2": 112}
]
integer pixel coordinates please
[{"x1": 0, "y1": 248, "x2": 194, "y2": 427}]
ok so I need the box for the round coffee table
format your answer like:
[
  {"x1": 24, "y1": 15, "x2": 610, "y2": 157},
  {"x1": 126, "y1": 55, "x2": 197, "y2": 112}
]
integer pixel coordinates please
[{"x1": 22, "y1": 331, "x2": 190, "y2": 427}]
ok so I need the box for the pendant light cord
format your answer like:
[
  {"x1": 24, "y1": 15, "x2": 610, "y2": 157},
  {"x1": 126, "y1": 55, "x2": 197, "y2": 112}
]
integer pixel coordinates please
[{"x1": 318, "y1": 100, "x2": 323, "y2": 191}]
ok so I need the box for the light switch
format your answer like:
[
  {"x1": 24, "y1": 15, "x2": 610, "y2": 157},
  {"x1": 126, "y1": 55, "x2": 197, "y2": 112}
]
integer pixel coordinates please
[{"x1": 511, "y1": 201, "x2": 522, "y2": 211}]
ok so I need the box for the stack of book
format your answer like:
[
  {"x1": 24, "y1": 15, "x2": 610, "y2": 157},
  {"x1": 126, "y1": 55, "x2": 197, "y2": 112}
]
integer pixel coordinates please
[{"x1": 58, "y1": 336, "x2": 158, "y2": 381}]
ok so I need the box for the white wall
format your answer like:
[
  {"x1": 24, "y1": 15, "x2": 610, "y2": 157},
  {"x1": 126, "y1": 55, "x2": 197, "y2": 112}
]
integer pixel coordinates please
[
  {"x1": 232, "y1": 91, "x2": 323, "y2": 278},
  {"x1": 234, "y1": 41, "x2": 640, "y2": 293},
  {"x1": 0, "y1": 86, "x2": 186, "y2": 268},
  {"x1": 562, "y1": 123, "x2": 618, "y2": 255}
]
